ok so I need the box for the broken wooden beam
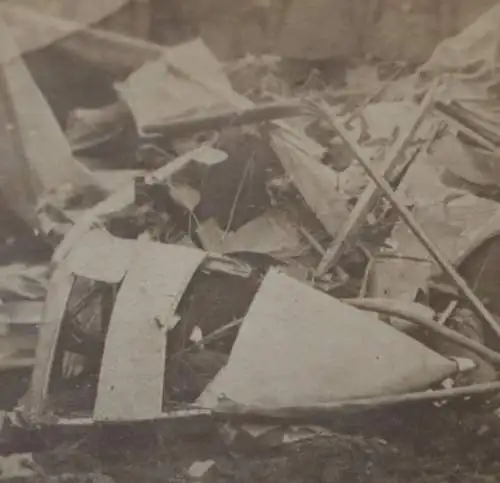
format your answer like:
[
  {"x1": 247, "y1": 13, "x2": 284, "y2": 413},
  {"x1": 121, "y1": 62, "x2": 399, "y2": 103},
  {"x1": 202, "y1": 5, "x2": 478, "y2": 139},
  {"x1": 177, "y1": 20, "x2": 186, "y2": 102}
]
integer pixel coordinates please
[
  {"x1": 345, "y1": 298, "x2": 500, "y2": 367},
  {"x1": 435, "y1": 101, "x2": 500, "y2": 154},
  {"x1": 56, "y1": 408, "x2": 212, "y2": 426},
  {"x1": 143, "y1": 101, "x2": 304, "y2": 137},
  {"x1": 319, "y1": 105, "x2": 500, "y2": 339},
  {"x1": 316, "y1": 81, "x2": 437, "y2": 276},
  {"x1": 25, "y1": 380, "x2": 500, "y2": 426},
  {"x1": 436, "y1": 100, "x2": 500, "y2": 147}
]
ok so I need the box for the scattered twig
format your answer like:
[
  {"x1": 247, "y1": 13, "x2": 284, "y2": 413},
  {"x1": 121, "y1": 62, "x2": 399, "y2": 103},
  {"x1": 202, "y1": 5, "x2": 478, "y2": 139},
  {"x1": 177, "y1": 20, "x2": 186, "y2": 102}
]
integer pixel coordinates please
[
  {"x1": 221, "y1": 152, "x2": 255, "y2": 239},
  {"x1": 172, "y1": 319, "x2": 243, "y2": 359},
  {"x1": 299, "y1": 227, "x2": 326, "y2": 255},
  {"x1": 437, "y1": 300, "x2": 459, "y2": 326},
  {"x1": 298, "y1": 227, "x2": 350, "y2": 287},
  {"x1": 359, "y1": 256, "x2": 376, "y2": 298}
]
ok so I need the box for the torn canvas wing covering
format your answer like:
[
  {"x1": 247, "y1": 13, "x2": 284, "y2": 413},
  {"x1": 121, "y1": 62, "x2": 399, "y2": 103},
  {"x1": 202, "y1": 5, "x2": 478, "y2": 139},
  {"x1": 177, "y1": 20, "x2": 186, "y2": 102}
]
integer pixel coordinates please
[
  {"x1": 197, "y1": 208, "x2": 306, "y2": 259},
  {"x1": 115, "y1": 38, "x2": 234, "y2": 132},
  {"x1": 417, "y1": 2, "x2": 500, "y2": 100},
  {"x1": 414, "y1": 1, "x2": 500, "y2": 178},
  {"x1": 380, "y1": 132, "x2": 500, "y2": 299},
  {"x1": 24, "y1": 235, "x2": 209, "y2": 421},
  {"x1": 0, "y1": 17, "x2": 104, "y2": 229},
  {"x1": 386, "y1": 1, "x2": 500, "y2": 296},
  {"x1": 26, "y1": 231, "x2": 462, "y2": 422},
  {"x1": 198, "y1": 269, "x2": 458, "y2": 409}
]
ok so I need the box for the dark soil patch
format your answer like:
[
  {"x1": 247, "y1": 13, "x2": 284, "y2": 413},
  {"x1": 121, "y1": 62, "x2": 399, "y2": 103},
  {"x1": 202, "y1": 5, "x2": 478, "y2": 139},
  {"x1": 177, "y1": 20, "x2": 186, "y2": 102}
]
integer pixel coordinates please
[{"x1": 27, "y1": 406, "x2": 500, "y2": 483}]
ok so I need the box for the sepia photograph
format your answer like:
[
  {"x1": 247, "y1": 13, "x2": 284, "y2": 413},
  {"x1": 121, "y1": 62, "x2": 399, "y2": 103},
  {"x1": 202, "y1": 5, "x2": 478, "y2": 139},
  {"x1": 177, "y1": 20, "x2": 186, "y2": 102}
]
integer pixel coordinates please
[{"x1": 1, "y1": 0, "x2": 500, "y2": 481}]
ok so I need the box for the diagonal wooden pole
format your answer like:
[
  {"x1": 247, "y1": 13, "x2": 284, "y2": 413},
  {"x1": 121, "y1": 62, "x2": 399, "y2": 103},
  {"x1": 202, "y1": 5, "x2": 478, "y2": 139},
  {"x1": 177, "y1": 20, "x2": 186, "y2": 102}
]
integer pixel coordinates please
[
  {"x1": 317, "y1": 82, "x2": 437, "y2": 276},
  {"x1": 318, "y1": 104, "x2": 500, "y2": 339}
]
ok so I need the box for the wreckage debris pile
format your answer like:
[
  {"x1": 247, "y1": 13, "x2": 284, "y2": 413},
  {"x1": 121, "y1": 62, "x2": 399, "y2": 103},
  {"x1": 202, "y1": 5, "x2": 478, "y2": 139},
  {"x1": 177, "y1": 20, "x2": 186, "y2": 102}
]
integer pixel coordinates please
[{"x1": 3, "y1": 0, "x2": 500, "y2": 481}]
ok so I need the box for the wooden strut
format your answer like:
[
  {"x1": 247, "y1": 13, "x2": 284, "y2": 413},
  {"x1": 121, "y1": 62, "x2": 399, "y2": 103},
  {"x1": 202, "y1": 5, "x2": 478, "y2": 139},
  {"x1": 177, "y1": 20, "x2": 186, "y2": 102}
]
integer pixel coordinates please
[
  {"x1": 213, "y1": 381, "x2": 500, "y2": 419},
  {"x1": 316, "y1": 80, "x2": 438, "y2": 276},
  {"x1": 46, "y1": 381, "x2": 500, "y2": 425},
  {"x1": 319, "y1": 104, "x2": 500, "y2": 339},
  {"x1": 435, "y1": 100, "x2": 500, "y2": 148},
  {"x1": 143, "y1": 101, "x2": 304, "y2": 137}
]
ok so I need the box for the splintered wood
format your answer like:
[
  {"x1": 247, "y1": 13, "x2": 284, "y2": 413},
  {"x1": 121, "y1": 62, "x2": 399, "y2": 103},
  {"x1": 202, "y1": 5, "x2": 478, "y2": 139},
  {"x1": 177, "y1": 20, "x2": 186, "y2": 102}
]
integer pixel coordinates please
[
  {"x1": 316, "y1": 81, "x2": 438, "y2": 276},
  {"x1": 320, "y1": 106, "x2": 500, "y2": 339},
  {"x1": 94, "y1": 244, "x2": 205, "y2": 421}
]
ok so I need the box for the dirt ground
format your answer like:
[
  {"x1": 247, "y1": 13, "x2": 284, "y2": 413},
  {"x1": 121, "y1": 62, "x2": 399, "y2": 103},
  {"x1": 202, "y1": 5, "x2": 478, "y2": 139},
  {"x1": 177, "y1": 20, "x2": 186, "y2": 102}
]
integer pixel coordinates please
[{"x1": 18, "y1": 404, "x2": 500, "y2": 483}]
